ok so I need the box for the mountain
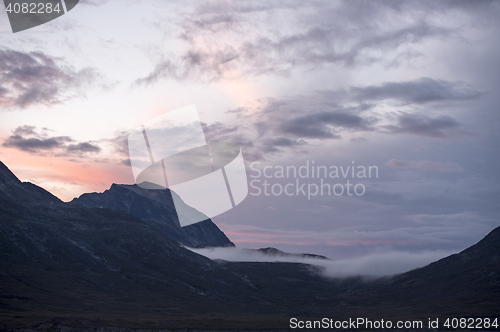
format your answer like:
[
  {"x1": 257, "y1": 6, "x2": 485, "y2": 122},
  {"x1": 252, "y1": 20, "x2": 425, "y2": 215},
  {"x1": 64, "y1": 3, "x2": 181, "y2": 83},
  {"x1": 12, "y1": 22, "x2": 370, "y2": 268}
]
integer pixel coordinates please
[
  {"x1": 70, "y1": 183, "x2": 234, "y2": 248},
  {"x1": 0, "y1": 161, "x2": 273, "y2": 329},
  {"x1": 243, "y1": 247, "x2": 330, "y2": 260},
  {"x1": 357, "y1": 225, "x2": 500, "y2": 315},
  {"x1": 0, "y1": 161, "x2": 62, "y2": 207},
  {"x1": 221, "y1": 226, "x2": 500, "y2": 320},
  {"x1": 0, "y1": 161, "x2": 498, "y2": 329}
]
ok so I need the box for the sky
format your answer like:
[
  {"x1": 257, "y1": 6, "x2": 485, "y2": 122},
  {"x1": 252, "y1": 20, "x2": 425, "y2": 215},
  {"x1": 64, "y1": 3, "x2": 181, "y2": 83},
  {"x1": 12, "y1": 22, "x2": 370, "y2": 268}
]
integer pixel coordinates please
[{"x1": 0, "y1": 0, "x2": 499, "y2": 274}]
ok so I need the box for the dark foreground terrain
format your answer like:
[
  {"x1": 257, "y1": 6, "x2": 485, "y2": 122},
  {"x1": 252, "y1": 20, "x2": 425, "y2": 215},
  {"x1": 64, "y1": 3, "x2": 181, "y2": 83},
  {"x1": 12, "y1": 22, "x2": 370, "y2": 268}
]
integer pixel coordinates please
[{"x1": 0, "y1": 161, "x2": 498, "y2": 330}]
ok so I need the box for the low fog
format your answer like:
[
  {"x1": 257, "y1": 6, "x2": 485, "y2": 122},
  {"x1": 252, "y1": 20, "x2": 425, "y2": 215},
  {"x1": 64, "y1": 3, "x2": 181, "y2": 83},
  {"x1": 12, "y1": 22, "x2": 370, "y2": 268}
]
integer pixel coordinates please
[{"x1": 188, "y1": 247, "x2": 456, "y2": 278}]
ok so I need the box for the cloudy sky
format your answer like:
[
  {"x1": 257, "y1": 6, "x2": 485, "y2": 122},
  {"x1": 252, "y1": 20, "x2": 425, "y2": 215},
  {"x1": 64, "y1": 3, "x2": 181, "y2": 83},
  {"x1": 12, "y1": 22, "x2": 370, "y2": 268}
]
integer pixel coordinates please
[{"x1": 1, "y1": 0, "x2": 499, "y2": 273}]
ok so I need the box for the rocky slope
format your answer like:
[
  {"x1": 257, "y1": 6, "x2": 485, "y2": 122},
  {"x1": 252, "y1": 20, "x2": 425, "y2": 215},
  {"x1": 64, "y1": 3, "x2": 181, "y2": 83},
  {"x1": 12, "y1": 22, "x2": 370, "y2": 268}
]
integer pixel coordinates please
[
  {"x1": 70, "y1": 183, "x2": 234, "y2": 248},
  {"x1": 0, "y1": 162, "x2": 263, "y2": 328},
  {"x1": 0, "y1": 161, "x2": 498, "y2": 329}
]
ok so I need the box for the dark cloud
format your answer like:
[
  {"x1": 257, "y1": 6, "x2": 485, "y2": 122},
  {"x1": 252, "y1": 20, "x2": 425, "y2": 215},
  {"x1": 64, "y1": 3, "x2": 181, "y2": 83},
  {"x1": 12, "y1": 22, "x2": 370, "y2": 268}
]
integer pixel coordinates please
[
  {"x1": 384, "y1": 114, "x2": 468, "y2": 139},
  {"x1": 197, "y1": 74, "x2": 479, "y2": 160},
  {"x1": 2, "y1": 126, "x2": 102, "y2": 156},
  {"x1": 268, "y1": 137, "x2": 306, "y2": 147},
  {"x1": 2, "y1": 135, "x2": 71, "y2": 153},
  {"x1": 202, "y1": 121, "x2": 253, "y2": 148},
  {"x1": 13, "y1": 125, "x2": 37, "y2": 136},
  {"x1": 350, "y1": 137, "x2": 367, "y2": 142},
  {"x1": 0, "y1": 49, "x2": 97, "y2": 109},
  {"x1": 349, "y1": 78, "x2": 481, "y2": 104},
  {"x1": 261, "y1": 137, "x2": 307, "y2": 153},
  {"x1": 134, "y1": 60, "x2": 177, "y2": 85},
  {"x1": 196, "y1": 77, "x2": 477, "y2": 157},
  {"x1": 137, "y1": 21, "x2": 449, "y2": 83},
  {"x1": 95, "y1": 130, "x2": 134, "y2": 166},
  {"x1": 66, "y1": 142, "x2": 101, "y2": 154},
  {"x1": 253, "y1": 93, "x2": 378, "y2": 145},
  {"x1": 280, "y1": 112, "x2": 369, "y2": 139},
  {"x1": 202, "y1": 122, "x2": 238, "y2": 138},
  {"x1": 135, "y1": 0, "x2": 500, "y2": 84},
  {"x1": 120, "y1": 159, "x2": 132, "y2": 166},
  {"x1": 107, "y1": 130, "x2": 131, "y2": 157},
  {"x1": 197, "y1": 92, "x2": 378, "y2": 158}
]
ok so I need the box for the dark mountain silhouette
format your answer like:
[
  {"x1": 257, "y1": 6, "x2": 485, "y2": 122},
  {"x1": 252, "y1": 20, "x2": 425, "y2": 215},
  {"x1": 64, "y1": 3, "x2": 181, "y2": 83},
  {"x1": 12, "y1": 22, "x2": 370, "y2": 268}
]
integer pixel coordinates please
[
  {"x1": 358, "y1": 225, "x2": 500, "y2": 314},
  {"x1": 244, "y1": 247, "x2": 330, "y2": 260},
  {"x1": 0, "y1": 161, "x2": 271, "y2": 328},
  {"x1": 0, "y1": 161, "x2": 61, "y2": 206},
  {"x1": 219, "y1": 226, "x2": 500, "y2": 321},
  {"x1": 0, "y1": 161, "x2": 498, "y2": 329},
  {"x1": 70, "y1": 183, "x2": 234, "y2": 248}
]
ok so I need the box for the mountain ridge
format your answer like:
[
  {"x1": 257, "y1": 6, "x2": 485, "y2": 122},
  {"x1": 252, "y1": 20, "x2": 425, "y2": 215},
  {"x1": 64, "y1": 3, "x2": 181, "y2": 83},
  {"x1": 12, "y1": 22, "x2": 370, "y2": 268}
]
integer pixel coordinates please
[
  {"x1": 0, "y1": 162, "x2": 61, "y2": 206},
  {"x1": 70, "y1": 182, "x2": 234, "y2": 248},
  {"x1": 243, "y1": 247, "x2": 331, "y2": 260},
  {"x1": 0, "y1": 160, "x2": 498, "y2": 329}
]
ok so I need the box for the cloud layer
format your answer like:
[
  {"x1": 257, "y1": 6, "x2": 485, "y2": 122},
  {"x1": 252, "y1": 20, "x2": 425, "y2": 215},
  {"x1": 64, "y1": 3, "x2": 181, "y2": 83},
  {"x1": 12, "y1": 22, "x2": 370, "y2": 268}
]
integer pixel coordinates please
[
  {"x1": 0, "y1": 49, "x2": 96, "y2": 109},
  {"x1": 200, "y1": 77, "x2": 477, "y2": 160},
  {"x1": 137, "y1": 0, "x2": 499, "y2": 83},
  {"x1": 189, "y1": 246, "x2": 455, "y2": 278},
  {"x1": 2, "y1": 125, "x2": 101, "y2": 156}
]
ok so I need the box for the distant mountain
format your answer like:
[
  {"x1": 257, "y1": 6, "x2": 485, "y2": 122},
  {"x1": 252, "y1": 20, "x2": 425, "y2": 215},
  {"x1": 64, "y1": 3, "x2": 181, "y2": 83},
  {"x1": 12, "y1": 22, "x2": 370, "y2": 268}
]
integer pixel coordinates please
[
  {"x1": 70, "y1": 183, "x2": 234, "y2": 248},
  {"x1": 244, "y1": 247, "x2": 330, "y2": 260},
  {"x1": 0, "y1": 160, "x2": 498, "y2": 329}
]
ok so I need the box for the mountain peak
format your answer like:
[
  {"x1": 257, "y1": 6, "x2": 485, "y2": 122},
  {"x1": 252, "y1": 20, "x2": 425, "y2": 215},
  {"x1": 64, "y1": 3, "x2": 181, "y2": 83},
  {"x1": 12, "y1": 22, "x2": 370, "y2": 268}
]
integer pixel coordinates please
[
  {"x1": 71, "y1": 182, "x2": 234, "y2": 248},
  {"x1": 244, "y1": 247, "x2": 331, "y2": 260},
  {"x1": 0, "y1": 161, "x2": 62, "y2": 205},
  {"x1": 0, "y1": 161, "x2": 22, "y2": 185}
]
